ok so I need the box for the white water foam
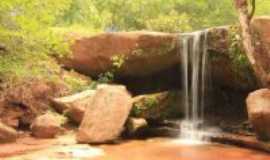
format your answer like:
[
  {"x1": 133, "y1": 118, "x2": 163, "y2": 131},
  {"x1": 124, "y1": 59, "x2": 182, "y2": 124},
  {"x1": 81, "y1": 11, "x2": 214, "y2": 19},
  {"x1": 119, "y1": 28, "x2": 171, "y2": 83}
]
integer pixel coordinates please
[{"x1": 179, "y1": 31, "x2": 209, "y2": 144}]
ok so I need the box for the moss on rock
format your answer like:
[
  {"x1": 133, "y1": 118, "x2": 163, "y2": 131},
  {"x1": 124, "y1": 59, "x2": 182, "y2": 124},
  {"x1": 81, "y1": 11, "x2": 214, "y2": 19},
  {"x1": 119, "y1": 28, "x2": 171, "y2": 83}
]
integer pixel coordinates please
[{"x1": 131, "y1": 91, "x2": 183, "y2": 120}]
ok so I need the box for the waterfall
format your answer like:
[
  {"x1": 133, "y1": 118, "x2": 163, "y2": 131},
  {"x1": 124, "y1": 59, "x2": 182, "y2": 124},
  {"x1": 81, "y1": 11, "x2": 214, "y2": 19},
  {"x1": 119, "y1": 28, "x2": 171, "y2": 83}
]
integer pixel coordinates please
[{"x1": 179, "y1": 30, "x2": 209, "y2": 142}]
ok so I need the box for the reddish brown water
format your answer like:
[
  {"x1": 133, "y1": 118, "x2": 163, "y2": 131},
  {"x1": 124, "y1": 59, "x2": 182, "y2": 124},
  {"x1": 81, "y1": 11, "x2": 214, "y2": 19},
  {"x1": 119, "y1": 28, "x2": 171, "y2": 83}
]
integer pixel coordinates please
[
  {"x1": 93, "y1": 139, "x2": 270, "y2": 160},
  {"x1": 3, "y1": 138, "x2": 270, "y2": 160}
]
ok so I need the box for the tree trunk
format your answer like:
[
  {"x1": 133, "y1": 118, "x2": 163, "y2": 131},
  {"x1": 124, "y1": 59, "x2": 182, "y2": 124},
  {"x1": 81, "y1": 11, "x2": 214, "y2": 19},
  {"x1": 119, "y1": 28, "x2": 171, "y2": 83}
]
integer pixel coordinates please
[{"x1": 233, "y1": 0, "x2": 270, "y2": 87}]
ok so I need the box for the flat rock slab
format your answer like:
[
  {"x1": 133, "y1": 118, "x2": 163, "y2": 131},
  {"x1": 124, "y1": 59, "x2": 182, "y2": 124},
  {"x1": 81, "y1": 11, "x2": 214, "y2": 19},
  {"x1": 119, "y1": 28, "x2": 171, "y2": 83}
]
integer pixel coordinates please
[{"x1": 77, "y1": 85, "x2": 132, "y2": 143}]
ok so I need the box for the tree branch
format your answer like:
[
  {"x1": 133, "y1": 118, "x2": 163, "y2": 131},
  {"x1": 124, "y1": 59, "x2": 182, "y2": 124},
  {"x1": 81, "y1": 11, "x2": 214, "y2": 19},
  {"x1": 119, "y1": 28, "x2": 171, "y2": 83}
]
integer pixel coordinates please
[{"x1": 248, "y1": 0, "x2": 256, "y2": 21}]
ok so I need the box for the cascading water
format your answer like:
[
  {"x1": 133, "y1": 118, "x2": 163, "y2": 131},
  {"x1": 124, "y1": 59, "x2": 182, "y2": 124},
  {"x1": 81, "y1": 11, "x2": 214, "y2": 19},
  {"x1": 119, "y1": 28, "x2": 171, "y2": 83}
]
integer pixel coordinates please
[{"x1": 179, "y1": 30, "x2": 209, "y2": 143}]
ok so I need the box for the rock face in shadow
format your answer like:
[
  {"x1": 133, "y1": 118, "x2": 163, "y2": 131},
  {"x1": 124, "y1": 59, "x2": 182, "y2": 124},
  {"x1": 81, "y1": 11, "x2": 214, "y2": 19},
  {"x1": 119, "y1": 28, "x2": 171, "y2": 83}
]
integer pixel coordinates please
[
  {"x1": 77, "y1": 85, "x2": 132, "y2": 144},
  {"x1": 246, "y1": 88, "x2": 270, "y2": 141}
]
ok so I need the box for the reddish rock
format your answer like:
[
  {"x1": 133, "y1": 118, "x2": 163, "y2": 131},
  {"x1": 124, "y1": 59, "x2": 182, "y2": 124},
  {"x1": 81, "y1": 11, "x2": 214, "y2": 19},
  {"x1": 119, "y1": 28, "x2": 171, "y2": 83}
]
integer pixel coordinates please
[
  {"x1": 252, "y1": 17, "x2": 270, "y2": 51},
  {"x1": 52, "y1": 90, "x2": 96, "y2": 124},
  {"x1": 77, "y1": 85, "x2": 132, "y2": 143},
  {"x1": 126, "y1": 117, "x2": 148, "y2": 136},
  {"x1": 0, "y1": 80, "x2": 69, "y2": 128},
  {"x1": 246, "y1": 88, "x2": 270, "y2": 140},
  {"x1": 31, "y1": 113, "x2": 65, "y2": 138},
  {"x1": 66, "y1": 105, "x2": 87, "y2": 124},
  {"x1": 0, "y1": 121, "x2": 17, "y2": 143},
  {"x1": 61, "y1": 29, "x2": 259, "y2": 92},
  {"x1": 251, "y1": 17, "x2": 270, "y2": 87},
  {"x1": 63, "y1": 31, "x2": 179, "y2": 78}
]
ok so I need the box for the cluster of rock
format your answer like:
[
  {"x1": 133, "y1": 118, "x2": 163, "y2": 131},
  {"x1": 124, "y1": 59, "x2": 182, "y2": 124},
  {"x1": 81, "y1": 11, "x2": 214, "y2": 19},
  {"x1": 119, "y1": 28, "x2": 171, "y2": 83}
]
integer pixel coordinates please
[{"x1": 0, "y1": 83, "x2": 181, "y2": 143}]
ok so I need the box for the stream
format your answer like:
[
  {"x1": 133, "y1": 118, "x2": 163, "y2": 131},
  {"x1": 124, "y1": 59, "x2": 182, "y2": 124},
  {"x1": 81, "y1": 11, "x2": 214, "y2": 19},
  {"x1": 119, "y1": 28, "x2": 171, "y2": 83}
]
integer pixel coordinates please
[
  {"x1": 4, "y1": 138, "x2": 270, "y2": 160},
  {"x1": 94, "y1": 139, "x2": 270, "y2": 160}
]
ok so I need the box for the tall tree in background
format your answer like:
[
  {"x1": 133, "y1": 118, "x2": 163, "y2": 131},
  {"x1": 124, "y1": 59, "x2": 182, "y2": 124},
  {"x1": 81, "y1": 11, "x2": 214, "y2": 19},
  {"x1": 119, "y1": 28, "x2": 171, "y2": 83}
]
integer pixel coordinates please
[{"x1": 233, "y1": 0, "x2": 270, "y2": 87}]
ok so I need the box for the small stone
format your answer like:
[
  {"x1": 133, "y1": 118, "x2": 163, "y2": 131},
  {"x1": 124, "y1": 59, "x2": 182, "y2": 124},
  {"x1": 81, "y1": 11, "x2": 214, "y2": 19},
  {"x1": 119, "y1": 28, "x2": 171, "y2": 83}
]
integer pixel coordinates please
[
  {"x1": 126, "y1": 118, "x2": 148, "y2": 136},
  {"x1": 0, "y1": 121, "x2": 17, "y2": 143},
  {"x1": 31, "y1": 112, "x2": 66, "y2": 138}
]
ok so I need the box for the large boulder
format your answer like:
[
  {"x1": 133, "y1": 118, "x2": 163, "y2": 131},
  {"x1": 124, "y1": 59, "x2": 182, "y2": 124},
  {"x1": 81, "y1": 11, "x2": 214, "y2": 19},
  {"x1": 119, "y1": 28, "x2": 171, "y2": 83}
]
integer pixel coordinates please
[
  {"x1": 51, "y1": 90, "x2": 96, "y2": 124},
  {"x1": 64, "y1": 31, "x2": 179, "y2": 78},
  {"x1": 131, "y1": 91, "x2": 184, "y2": 120},
  {"x1": 77, "y1": 85, "x2": 132, "y2": 143},
  {"x1": 31, "y1": 112, "x2": 66, "y2": 138},
  {"x1": 0, "y1": 122, "x2": 17, "y2": 143},
  {"x1": 246, "y1": 88, "x2": 270, "y2": 141}
]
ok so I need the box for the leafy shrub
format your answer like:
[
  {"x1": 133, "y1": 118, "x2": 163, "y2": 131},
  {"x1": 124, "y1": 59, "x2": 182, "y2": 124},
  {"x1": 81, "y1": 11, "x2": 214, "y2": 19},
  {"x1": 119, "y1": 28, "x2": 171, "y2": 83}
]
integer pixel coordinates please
[{"x1": 146, "y1": 12, "x2": 192, "y2": 32}]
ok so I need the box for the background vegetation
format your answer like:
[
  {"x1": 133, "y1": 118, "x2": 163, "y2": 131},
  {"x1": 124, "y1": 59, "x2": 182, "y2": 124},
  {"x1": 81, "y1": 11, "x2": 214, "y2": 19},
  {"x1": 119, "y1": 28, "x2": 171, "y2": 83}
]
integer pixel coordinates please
[{"x1": 0, "y1": 0, "x2": 270, "y2": 90}]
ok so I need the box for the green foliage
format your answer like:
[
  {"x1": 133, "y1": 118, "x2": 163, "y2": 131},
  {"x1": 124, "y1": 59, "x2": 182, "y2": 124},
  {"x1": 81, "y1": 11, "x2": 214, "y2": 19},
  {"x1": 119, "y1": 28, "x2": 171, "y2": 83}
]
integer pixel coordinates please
[
  {"x1": 97, "y1": 54, "x2": 127, "y2": 83},
  {"x1": 97, "y1": 71, "x2": 115, "y2": 84},
  {"x1": 0, "y1": 1, "x2": 68, "y2": 77},
  {"x1": 255, "y1": 0, "x2": 270, "y2": 15},
  {"x1": 228, "y1": 26, "x2": 249, "y2": 69},
  {"x1": 146, "y1": 12, "x2": 191, "y2": 32},
  {"x1": 62, "y1": 71, "x2": 91, "y2": 93},
  {"x1": 111, "y1": 54, "x2": 126, "y2": 69},
  {"x1": 0, "y1": 0, "x2": 90, "y2": 94},
  {"x1": 1, "y1": 0, "x2": 270, "y2": 92},
  {"x1": 133, "y1": 96, "x2": 159, "y2": 116},
  {"x1": 228, "y1": 25, "x2": 254, "y2": 82},
  {"x1": 56, "y1": 0, "x2": 244, "y2": 32}
]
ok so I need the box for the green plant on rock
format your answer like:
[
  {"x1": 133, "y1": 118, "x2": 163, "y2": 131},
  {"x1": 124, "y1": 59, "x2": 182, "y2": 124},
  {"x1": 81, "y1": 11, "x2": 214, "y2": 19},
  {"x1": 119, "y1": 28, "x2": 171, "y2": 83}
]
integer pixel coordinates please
[
  {"x1": 97, "y1": 54, "x2": 127, "y2": 83},
  {"x1": 97, "y1": 71, "x2": 115, "y2": 84},
  {"x1": 111, "y1": 54, "x2": 126, "y2": 69},
  {"x1": 62, "y1": 71, "x2": 92, "y2": 93},
  {"x1": 132, "y1": 96, "x2": 158, "y2": 117},
  {"x1": 228, "y1": 25, "x2": 254, "y2": 82},
  {"x1": 144, "y1": 97, "x2": 159, "y2": 109}
]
